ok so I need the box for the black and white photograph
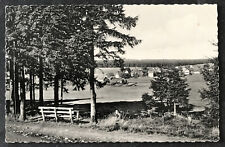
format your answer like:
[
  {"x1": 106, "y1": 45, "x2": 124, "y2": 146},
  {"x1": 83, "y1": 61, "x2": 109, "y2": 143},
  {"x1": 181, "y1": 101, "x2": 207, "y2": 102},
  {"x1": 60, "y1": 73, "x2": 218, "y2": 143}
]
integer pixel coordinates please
[{"x1": 4, "y1": 4, "x2": 219, "y2": 142}]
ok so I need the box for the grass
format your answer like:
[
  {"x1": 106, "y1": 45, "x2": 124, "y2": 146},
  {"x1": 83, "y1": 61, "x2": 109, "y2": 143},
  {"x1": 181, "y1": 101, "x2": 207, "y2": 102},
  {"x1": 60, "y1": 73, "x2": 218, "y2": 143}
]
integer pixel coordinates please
[
  {"x1": 95, "y1": 114, "x2": 219, "y2": 141},
  {"x1": 186, "y1": 74, "x2": 207, "y2": 106},
  {"x1": 5, "y1": 67, "x2": 207, "y2": 107}
]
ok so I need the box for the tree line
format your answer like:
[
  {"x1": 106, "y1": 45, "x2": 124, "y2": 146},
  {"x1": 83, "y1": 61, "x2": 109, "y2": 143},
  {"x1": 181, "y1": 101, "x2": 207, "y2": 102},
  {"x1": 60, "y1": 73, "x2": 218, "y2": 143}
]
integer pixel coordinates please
[
  {"x1": 5, "y1": 5, "x2": 140, "y2": 123},
  {"x1": 97, "y1": 59, "x2": 209, "y2": 67}
]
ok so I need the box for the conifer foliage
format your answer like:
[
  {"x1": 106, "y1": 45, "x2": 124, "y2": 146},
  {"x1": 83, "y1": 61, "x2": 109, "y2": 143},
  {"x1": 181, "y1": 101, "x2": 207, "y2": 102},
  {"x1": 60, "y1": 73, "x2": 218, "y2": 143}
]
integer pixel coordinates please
[
  {"x1": 149, "y1": 67, "x2": 191, "y2": 113},
  {"x1": 5, "y1": 5, "x2": 140, "y2": 122},
  {"x1": 199, "y1": 58, "x2": 219, "y2": 127}
]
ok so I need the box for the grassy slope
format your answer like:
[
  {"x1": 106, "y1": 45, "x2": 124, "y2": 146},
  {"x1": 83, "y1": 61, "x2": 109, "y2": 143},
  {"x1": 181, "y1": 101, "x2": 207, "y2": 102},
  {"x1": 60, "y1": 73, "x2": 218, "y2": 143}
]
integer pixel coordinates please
[
  {"x1": 5, "y1": 67, "x2": 207, "y2": 107},
  {"x1": 186, "y1": 74, "x2": 207, "y2": 107}
]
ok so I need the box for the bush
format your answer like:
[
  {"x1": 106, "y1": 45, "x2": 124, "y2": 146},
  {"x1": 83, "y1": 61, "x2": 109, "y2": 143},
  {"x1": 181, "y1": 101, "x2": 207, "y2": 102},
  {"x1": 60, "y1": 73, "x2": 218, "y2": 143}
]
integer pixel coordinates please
[
  {"x1": 142, "y1": 93, "x2": 155, "y2": 108},
  {"x1": 121, "y1": 72, "x2": 131, "y2": 79}
]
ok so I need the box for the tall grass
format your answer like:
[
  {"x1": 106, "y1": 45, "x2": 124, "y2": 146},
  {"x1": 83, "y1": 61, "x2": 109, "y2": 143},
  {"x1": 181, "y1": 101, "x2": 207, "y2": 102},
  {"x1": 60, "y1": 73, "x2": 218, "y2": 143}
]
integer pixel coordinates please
[{"x1": 96, "y1": 115, "x2": 219, "y2": 140}]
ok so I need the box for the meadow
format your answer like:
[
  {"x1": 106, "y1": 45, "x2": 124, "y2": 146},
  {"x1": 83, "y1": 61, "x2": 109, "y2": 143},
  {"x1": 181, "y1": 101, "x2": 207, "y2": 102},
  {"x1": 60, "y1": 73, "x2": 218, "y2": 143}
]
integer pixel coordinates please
[{"x1": 5, "y1": 67, "x2": 207, "y2": 107}]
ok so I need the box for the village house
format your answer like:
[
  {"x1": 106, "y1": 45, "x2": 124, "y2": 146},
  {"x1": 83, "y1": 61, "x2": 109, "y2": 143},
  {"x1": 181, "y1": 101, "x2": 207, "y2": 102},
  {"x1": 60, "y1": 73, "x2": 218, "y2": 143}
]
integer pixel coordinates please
[
  {"x1": 181, "y1": 66, "x2": 190, "y2": 75},
  {"x1": 148, "y1": 70, "x2": 154, "y2": 78},
  {"x1": 147, "y1": 67, "x2": 155, "y2": 78},
  {"x1": 115, "y1": 71, "x2": 121, "y2": 78}
]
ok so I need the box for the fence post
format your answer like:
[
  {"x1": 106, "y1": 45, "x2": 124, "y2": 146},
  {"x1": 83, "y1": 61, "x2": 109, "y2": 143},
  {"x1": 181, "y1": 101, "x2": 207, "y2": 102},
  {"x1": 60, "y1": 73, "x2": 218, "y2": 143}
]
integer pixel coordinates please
[
  {"x1": 54, "y1": 107, "x2": 58, "y2": 122},
  {"x1": 41, "y1": 108, "x2": 45, "y2": 121}
]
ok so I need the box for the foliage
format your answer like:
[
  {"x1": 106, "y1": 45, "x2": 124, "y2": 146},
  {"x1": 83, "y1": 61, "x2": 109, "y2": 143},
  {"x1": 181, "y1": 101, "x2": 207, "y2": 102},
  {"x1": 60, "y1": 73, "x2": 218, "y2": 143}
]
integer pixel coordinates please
[
  {"x1": 199, "y1": 58, "x2": 219, "y2": 127},
  {"x1": 5, "y1": 5, "x2": 141, "y2": 122},
  {"x1": 97, "y1": 59, "x2": 209, "y2": 68},
  {"x1": 5, "y1": 5, "x2": 94, "y2": 109},
  {"x1": 113, "y1": 58, "x2": 125, "y2": 69},
  {"x1": 146, "y1": 66, "x2": 191, "y2": 113},
  {"x1": 120, "y1": 67, "x2": 131, "y2": 79},
  {"x1": 142, "y1": 67, "x2": 148, "y2": 77},
  {"x1": 141, "y1": 93, "x2": 155, "y2": 108},
  {"x1": 120, "y1": 72, "x2": 131, "y2": 79}
]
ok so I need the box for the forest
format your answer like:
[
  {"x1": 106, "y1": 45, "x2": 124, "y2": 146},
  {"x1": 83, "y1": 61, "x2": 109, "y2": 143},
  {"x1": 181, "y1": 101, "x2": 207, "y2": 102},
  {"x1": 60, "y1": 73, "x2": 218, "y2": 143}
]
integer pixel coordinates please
[{"x1": 97, "y1": 59, "x2": 209, "y2": 67}]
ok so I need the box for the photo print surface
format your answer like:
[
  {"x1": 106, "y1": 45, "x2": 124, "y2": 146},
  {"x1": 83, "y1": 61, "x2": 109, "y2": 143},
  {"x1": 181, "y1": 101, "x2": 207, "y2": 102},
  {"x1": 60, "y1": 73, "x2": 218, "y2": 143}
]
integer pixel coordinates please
[{"x1": 5, "y1": 4, "x2": 219, "y2": 142}]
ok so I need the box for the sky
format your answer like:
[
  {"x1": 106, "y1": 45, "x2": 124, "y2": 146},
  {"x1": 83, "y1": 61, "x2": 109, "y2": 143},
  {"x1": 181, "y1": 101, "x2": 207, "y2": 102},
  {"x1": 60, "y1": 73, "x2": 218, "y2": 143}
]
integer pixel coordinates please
[{"x1": 121, "y1": 5, "x2": 218, "y2": 59}]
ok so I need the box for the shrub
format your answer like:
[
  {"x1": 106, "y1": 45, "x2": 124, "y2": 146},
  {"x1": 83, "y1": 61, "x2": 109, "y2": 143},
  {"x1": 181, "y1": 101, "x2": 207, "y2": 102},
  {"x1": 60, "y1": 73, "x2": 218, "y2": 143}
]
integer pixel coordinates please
[
  {"x1": 121, "y1": 72, "x2": 131, "y2": 79},
  {"x1": 142, "y1": 93, "x2": 154, "y2": 108}
]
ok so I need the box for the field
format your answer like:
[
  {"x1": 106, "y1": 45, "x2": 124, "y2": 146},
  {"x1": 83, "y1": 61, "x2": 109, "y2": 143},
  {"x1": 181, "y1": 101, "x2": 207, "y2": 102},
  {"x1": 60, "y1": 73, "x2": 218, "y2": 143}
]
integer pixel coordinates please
[{"x1": 5, "y1": 67, "x2": 207, "y2": 107}]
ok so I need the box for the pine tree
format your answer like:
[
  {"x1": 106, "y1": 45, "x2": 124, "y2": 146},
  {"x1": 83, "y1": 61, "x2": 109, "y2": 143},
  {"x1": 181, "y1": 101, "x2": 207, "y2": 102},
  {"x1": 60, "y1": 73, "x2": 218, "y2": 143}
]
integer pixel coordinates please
[
  {"x1": 199, "y1": 58, "x2": 219, "y2": 127},
  {"x1": 78, "y1": 5, "x2": 141, "y2": 123},
  {"x1": 150, "y1": 66, "x2": 191, "y2": 115}
]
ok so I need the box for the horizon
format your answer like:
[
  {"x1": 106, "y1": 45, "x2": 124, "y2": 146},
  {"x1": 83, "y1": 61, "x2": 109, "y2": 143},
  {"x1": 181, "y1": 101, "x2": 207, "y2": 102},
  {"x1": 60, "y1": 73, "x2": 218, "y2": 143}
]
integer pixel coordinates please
[{"x1": 96, "y1": 58, "x2": 210, "y2": 61}]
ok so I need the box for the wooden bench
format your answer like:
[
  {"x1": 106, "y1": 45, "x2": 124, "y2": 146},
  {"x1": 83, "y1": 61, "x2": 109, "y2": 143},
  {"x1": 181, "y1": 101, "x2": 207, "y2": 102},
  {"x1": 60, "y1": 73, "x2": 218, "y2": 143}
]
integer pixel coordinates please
[{"x1": 38, "y1": 106, "x2": 79, "y2": 123}]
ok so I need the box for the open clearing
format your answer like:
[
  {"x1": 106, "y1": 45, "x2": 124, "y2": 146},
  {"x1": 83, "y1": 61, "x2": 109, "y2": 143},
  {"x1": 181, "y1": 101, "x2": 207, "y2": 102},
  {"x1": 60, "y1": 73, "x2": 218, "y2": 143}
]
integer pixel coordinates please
[{"x1": 5, "y1": 70, "x2": 207, "y2": 106}]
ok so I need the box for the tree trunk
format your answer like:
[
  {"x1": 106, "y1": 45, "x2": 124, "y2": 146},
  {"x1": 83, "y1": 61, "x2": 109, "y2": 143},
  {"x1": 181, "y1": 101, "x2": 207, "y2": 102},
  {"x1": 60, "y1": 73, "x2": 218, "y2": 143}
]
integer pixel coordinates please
[
  {"x1": 90, "y1": 67, "x2": 97, "y2": 123},
  {"x1": 173, "y1": 102, "x2": 177, "y2": 116},
  {"x1": 19, "y1": 66, "x2": 26, "y2": 121},
  {"x1": 90, "y1": 42, "x2": 97, "y2": 123},
  {"x1": 6, "y1": 58, "x2": 11, "y2": 115},
  {"x1": 10, "y1": 51, "x2": 15, "y2": 115},
  {"x1": 32, "y1": 72, "x2": 35, "y2": 103},
  {"x1": 15, "y1": 61, "x2": 20, "y2": 114},
  {"x1": 60, "y1": 78, "x2": 63, "y2": 105},
  {"x1": 39, "y1": 56, "x2": 43, "y2": 106},
  {"x1": 29, "y1": 68, "x2": 33, "y2": 106},
  {"x1": 54, "y1": 68, "x2": 59, "y2": 106}
]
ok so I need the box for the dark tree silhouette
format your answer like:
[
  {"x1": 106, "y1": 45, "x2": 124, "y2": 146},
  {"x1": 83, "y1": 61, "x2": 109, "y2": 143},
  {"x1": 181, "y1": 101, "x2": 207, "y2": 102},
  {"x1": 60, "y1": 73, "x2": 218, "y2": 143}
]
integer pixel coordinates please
[
  {"x1": 78, "y1": 5, "x2": 141, "y2": 123},
  {"x1": 150, "y1": 66, "x2": 191, "y2": 115},
  {"x1": 199, "y1": 58, "x2": 219, "y2": 127}
]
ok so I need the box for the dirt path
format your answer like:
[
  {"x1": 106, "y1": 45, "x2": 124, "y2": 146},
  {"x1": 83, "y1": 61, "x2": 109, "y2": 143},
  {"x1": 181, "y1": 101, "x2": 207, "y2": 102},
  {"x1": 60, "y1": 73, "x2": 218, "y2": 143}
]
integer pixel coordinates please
[
  {"x1": 6, "y1": 130, "x2": 50, "y2": 143},
  {"x1": 5, "y1": 120, "x2": 203, "y2": 143}
]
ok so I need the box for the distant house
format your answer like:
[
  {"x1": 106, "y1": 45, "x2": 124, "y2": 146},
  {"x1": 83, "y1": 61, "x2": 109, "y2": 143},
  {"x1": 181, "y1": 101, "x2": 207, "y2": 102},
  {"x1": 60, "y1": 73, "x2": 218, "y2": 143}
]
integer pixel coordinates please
[
  {"x1": 148, "y1": 70, "x2": 154, "y2": 78},
  {"x1": 138, "y1": 70, "x2": 144, "y2": 77},
  {"x1": 193, "y1": 71, "x2": 200, "y2": 74},
  {"x1": 124, "y1": 70, "x2": 129, "y2": 74},
  {"x1": 184, "y1": 69, "x2": 190, "y2": 75},
  {"x1": 154, "y1": 67, "x2": 161, "y2": 73},
  {"x1": 182, "y1": 67, "x2": 190, "y2": 75},
  {"x1": 115, "y1": 72, "x2": 120, "y2": 78}
]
